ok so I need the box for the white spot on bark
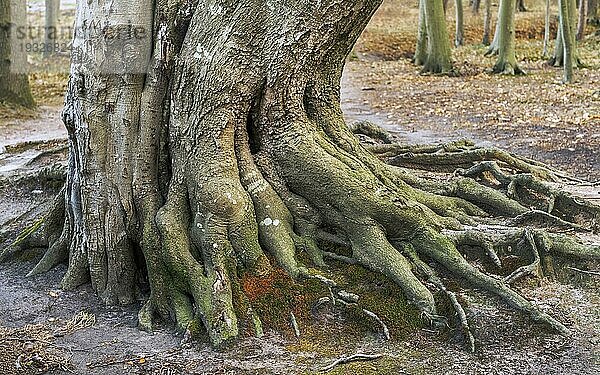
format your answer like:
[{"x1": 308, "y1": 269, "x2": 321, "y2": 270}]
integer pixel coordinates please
[
  {"x1": 213, "y1": 243, "x2": 218, "y2": 249},
  {"x1": 272, "y1": 219, "x2": 280, "y2": 227},
  {"x1": 261, "y1": 217, "x2": 273, "y2": 226}
]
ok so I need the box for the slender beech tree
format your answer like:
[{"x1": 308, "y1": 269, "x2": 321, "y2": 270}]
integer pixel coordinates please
[
  {"x1": 472, "y1": 0, "x2": 481, "y2": 13},
  {"x1": 455, "y1": 0, "x2": 465, "y2": 46},
  {"x1": 517, "y1": 0, "x2": 527, "y2": 11},
  {"x1": 589, "y1": 0, "x2": 598, "y2": 21},
  {"x1": 43, "y1": 0, "x2": 60, "y2": 57},
  {"x1": 560, "y1": 0, "x2": 576, "y2": 82},
  {"x1": 542, "y1": 0, "x2": 551, "y2": 58},
  {"x1": 482, "y1": 0, "x2": 492, "y2": 45},
  {"x1": 0, "y1": 0, "x2": 35, "y2": 107},
  {"x1": 487, "y1": 0, "x2": 524, "y2": 74},
  {"x1": 415, "y1": 0, "x2": 454, "y2": 73},
  {"x1": 576, "y1": 0, "x2": 587, "y2": 40},
  {"x1": 550, "y1": 0, "x2": 579, "y2": 68},
  {"x1": 3, "y1": 0, "x2": 599, "y2": 350}
]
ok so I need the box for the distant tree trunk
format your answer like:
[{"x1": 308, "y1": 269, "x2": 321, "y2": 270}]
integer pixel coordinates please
[
  {"x1": 589, "y1": 0, "x2": 598, "y2": 21},
  {"x1": 455, "y1": 0, "x2": 465, "y2": 46},
  {"x1": 415, "y1": 0, "x2": 429, "y2": 64},
  {"x1": 43, "y1": 0, "x2": 60, "y2": 57},
  {"x1": 472, "y1": 0, "x2": 481, "y2": 13},
  {"x1": 443, "y1": 0, "x2": 450, "y2": 14},
  {"x1": 576, "y1": 0, "x2": 586, "y2": 40},
  {"x1": 560, "y1": 0, "x2": 576, "y2": 82},
  {"x1": 542, "y1": 0, "x2": 551, "y2": 58},
  {"x1": 486, "y1": 8, "x2": 501, "y2": 53},
  {"x1": 415, "y1": 0, "x2": 453, "y2": 73},
  {"x1": 551, "y1": 0, "x2": 579, "y2": 67},
  {"x1": 483, "y1": 0, "x2": 492, "y2": 44},
  {"x1": 517, "y1": 0, "x2": 527, "y2": 11},
  {"x1": 492, "y1": 0, "x2": 524, "y2": 74},
  {"x1": 0, "y1": 0, "x2": 35, "y2": 107}
]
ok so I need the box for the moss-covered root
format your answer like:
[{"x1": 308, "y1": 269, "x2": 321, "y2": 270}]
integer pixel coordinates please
[
  {"x1": 349, "y1": 120, "x2": 394, "y2": 144},
  {"x1": 346, "y1": 223, "x2": 438, "y2": 319},
  {"x1": 403, "y1": 244, "x2": 475, "y2": 353},
  {"x1": 413, "y1": 228, "x2": 571, "y2": 335}
]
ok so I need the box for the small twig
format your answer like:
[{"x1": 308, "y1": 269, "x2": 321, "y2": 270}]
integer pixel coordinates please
[
  {"x1": 321, "y1": 353, "x2": 383, "y2": 372},
  {"x1": 362, "y1": 309, "x2": 390, "y2": 340},
  {"x1": 290, "y1": 312, "x2": 300, "y2": 338},
  {"x1": 86, "y1": 354, "x2": 157, "y2": 369},
  {"x1": 567, "y1": 267, "x2": 600, "y2": 277}
]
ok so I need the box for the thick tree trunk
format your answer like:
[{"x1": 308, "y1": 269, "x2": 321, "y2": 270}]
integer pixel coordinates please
[
  {"x1": 491, "y1": 0, "x2": 524, "y2": 74},
  {"x1": 415, "y1": 0, "x2": 453, "y2": 73},
  {"x1": 0, "y1": 0, "x2": 35, "y2": 107},
  {"x1": 43, "y1": 0, "x2": 60, "y2": 57},
  {"x1": 482, "y1": 0, "x2": 493, "y2": 45},
  {"x1": 455, "y1": 0, "x2": 465, "y2": 46},
  {"x1": 14, "y1": 0, "x2": 599, "y2": 351}
]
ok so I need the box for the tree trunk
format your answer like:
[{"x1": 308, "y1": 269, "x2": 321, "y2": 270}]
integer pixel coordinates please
[
  {"x1": 517, "y1": 0, "x2": 527, "y2": 11},
  {"x1": 492, "y1": 0, "x2": 524, "y2": 74},
  {"x1": 560, "y1": 0, "x2": 576, "y2": 82},
  {"x1": 551, "y1": 0, "x2": 579, "y2": 67},
  {"x1": 0, "y1": 0, "x2": 35, "y2": 107},
  {"x1": 14, "y1": 0, "x2": 599, "y2": 351},
  {"x1": 43, "y1": 0, "x2": 60, "y2": 57},
  {"x1": 483, "y1": 0, "x2": 493, "y2": 45},
  {"x1": 486, "y1": 8, "x2": 501, "y2": 53},
  {"x1": 542, "y1": 0, "x2": 551, "y2": 58},
  {"x1": 589, "y1": 0, "x2": 598, "y2": 21},
  {"x1": 472, "y1": 0, "x2": 481, "y2": 14},
  {"x1": 415, "y1": 0, "x2": 453, "y2": 73},
  {"x1": 576, "y1": 0, "x2": 587, "y2": 40},
  {"x1": 415, "y1": 0, "x2": 429, "y2": 65},
  {"x1": 455, "y1": 0, "x2": 465, "y2": 46}
]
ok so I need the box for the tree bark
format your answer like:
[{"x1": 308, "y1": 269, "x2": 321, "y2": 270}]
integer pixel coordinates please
[
  {"x1": 43, "y1": 0, "x2": 60, "y2": 57},
  {"x1": 472, "y1": 0, "x2": 481, "y2": 13},
  {"x1": 0, "y1": 0, "x2": 35, "y2": 107},
  {"x1": 491, "y1": 0, "x2": 524, "y2": 74},
  {"x1": 517, "y1": 0, "x2": 527, "y2": 11},
  {"x1": 589, "y1": 0, "x2": 598, "y2": 21}
]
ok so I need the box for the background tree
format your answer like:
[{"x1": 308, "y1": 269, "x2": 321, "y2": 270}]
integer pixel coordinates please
[
  {"x1": 415, "y1": 0, "x2": 453, "y2": 72},
  {"x1": 482, "y1": 0, "x2": 493, "y2": 44},
  {"x1": 455, "y1": 0, "x2": 465, "y2": 46},
  {"x1": 589, "y1": 0, "x2": 598, "y2": 22},
  {"x1": 0, "y1": 0, "x2": 35, "y2": 107},
  {"x1": 542, "y1": 0, "x2": 552, "y2": 58},
  {"x1": 43, "y1": 0, "x2": 59, "y2": 58},
  {"x1": 486, "y1": 0, "x2": 524, "y2": 74},
  {"x1": 560, "y1": 0, "x2": 576, "y2": 81},
  {"x1": 550, "y1": 0, "x2": 580, "y2": 68},
  {"x1": 3, "y1": 0, "x2": 599, "y2": 351}
]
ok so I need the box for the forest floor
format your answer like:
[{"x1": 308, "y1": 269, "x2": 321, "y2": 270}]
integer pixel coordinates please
[{"x1": 1, "y1": 1, "x2": 599, "y2": 374}]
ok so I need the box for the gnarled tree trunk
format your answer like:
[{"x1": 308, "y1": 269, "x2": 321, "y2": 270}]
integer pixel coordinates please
[
  {"x1": 8, "y1": 0, "x2": 599, "y2": 351},
  {"x1": 0, "y1": 0, "x2": 35, "y2": 107}
]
